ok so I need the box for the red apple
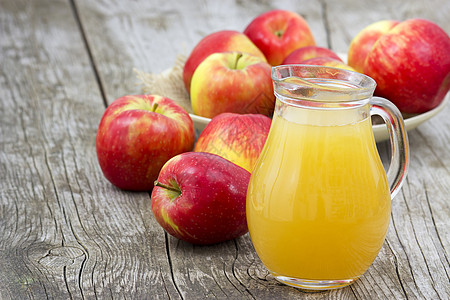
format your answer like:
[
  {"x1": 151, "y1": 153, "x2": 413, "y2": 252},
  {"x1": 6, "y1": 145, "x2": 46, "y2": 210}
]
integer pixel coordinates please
[
  {"x1": 281, "y1": 46, "x2": 342, "y2": 64},
  {"x1": 364, "y1": 18, "x2": 450, "y2": 113},
  {"x1": 194, "y1": 113, "x2": 271, "y2": 172},
  {"x1": 190, "y1": 52, "x2": 275, "y2": 118},
  {"x1": 183, "y1": 30, "x2": 266, "y2": 93},
  {"x1": 302, "y1": 57, "x2": 356, "y2": 71},
  {"x1": 151, "y1": 152, "x2": 250, "y2": 245},
  {"x1": 244, "y1": 9, "x2": 316, "y2": 66},
  {"x1": 96, "y1": 95, "x2": 195, "y2": 191},
  {"x1": 348, "y1": 20, "x2": 399, "y2": 73}
]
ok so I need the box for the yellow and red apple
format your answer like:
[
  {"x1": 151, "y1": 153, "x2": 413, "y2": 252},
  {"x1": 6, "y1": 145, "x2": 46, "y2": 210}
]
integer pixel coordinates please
[
  {"x1": 182, "y1": 30, "x2": 266, "y2": 93},
  {"x1": 364, "y1": 19, "x2": 450, "y2": 113},
  {"x1": 347, "y1": 20, "x2": 399, "y2": 73},
  {"x1": 194, "y1": 113, "x2": 271, "y2": 172},
  {"x1": 96, "y1": 95, "x2": 195, "y2": 191},
  {"x1": 151, "y1": 152, "x2": 250, "y2": 245},
  {"x1": 244, "y1": 10, "x2": 316, "y2": 66},
  {"x1": 190, "y1": 52, "x2": 275, "y2": 118},
  {"x1": 282, "y1": 46, "x2": 342, "y2": 64}
]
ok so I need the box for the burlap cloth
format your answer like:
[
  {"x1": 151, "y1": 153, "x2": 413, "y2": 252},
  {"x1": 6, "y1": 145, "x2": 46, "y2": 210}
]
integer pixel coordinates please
[{"x1": 134, "y1": 55, "x2": 194, "y2": 114}]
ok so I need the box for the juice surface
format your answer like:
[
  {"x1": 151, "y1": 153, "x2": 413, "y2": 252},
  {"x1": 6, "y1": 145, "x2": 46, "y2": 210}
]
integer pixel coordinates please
[{"x1": 247, "y1": 110, "x2": 391, "y2": 280}]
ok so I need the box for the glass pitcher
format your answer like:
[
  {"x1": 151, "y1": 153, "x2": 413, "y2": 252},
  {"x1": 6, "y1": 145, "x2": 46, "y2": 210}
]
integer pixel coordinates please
[{"x1": 246, "y1": 65, "x2": 409, "y2": 290}]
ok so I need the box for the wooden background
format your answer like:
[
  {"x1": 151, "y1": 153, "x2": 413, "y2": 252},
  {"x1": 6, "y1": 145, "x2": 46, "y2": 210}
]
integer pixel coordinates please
[{"x1": 0, "y1": 0, "x2": 449, "y2": 299}]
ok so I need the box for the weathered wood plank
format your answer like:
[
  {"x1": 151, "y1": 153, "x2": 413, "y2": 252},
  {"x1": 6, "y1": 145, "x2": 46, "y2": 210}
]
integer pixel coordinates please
[
  {"x1": 0, "y1": 0, "x2": 178, "y2": 298},
  {"x1": 1, "y1": 0, "x2": 449, "y2": 299},
  {"x1": 76, "y1": 0, "x2": 450, "y2": 299},
  {"x1": 74, "y1": 1, "x2": 339, "y2": 299}
]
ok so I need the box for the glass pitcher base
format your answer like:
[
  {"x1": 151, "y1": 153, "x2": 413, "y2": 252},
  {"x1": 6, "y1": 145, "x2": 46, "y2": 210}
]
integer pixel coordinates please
[{"x1": 271, "y1": 271, "x2": 359, "y2": 291}]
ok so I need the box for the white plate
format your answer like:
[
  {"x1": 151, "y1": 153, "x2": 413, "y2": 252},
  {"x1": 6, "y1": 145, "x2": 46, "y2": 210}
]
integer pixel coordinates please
[
  {"x1": 190, "y1": 92, "x2": 449, "y2": 142},
  {"x1": 372, "y1": 93, "x2": 449, "y2": 141},
  {"x1": 189, "y1": 113, "x2": 211, "y2": 132}
]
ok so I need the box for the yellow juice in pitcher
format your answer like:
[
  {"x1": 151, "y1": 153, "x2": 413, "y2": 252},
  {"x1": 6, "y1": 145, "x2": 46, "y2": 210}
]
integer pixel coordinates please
[{"x1": 246, "y1": 105, "x2": 391, "y2": 281}]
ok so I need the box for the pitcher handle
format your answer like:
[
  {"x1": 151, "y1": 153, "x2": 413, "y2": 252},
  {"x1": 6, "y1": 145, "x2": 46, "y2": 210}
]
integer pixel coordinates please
[{"x1": 370, "y1": 97, "x2": 410, "y2": 199}]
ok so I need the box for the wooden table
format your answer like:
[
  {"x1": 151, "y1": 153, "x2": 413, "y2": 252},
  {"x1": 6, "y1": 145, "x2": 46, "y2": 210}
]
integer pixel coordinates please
[{"x1": 1, "y1": 1, "x2": 449, "y2": 299}]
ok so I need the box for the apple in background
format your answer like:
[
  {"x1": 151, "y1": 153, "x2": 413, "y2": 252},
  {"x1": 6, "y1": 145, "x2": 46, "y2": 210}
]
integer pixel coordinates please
[
  {"x1": 348, "y1": 20, "x2": 399, "y2": 73},
  {"x1": 183, "y1": 30, "x2": 266, "y2": 93},
  {"x1": 190, "y1": 51, "x2": 275, "y2": 118},
  {"x1": 194, "y1": 113, "x2": 271, "y2": 172},
  {"x1": 151, "y1": 152, "x2": 250, "y2": 245},
  {"x1": 364, "y1": 18, "x2": 450, "y2": 113},
  {"x1": 301, "y1": 57, "x2": 356, "y2": 71},
  {"x1": 96, "y1": 95, "x2": 195, "y2": 191},
  {"x1": 281, "y1": 46, "x2": 342, "y2": 64},
  {"x1": 244, "y1": 9, "x2": 316, "y2": 66}
]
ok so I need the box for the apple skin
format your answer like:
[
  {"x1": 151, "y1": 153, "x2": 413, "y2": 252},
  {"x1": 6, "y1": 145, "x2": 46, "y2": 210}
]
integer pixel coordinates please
[
  {"x1": 348, "y1": 20, "x2": 400, "y2": 73},
  {"x1": 281, "y1": 46, "x2": 342, "y2": 64},
  {"x1": 151, "y1": 152, "x2": 250, "y2": 245},
  {"x1": 302, "y1": 57, "x2": 356, "y2": 71},
  {"x1": 96, "y1": 95, "x2": 195, "y2": 191},
  {"x1": 183, "y1": 30, "x2": 266, "y2": 93},
  {"x1": 194, "y1": 113, "x2": 271, "y2": 172},
  {"x1": 364, "y1": 19, "x2": 450, "y2": 114},
  {"x1": 244, "y1": 9, "x2": 316, "y2": 66},
  {"x1": 190, "y1": 52, "x2": 275, "y2": 118}
]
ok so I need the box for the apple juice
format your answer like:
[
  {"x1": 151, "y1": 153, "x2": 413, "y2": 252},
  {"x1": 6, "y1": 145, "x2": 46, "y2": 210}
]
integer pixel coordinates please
[{"x1": 246, "y1": 96, "x2": 391, "y2": 281}]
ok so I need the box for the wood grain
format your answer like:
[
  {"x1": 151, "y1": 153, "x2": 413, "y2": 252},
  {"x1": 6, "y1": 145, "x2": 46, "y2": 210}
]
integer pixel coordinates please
[
  {"x1": 0, "y1": 0, "x2": 174, "y2": 298},
  {"x1": 0, "y1": 0, "x2": 449, "y2": 299}
]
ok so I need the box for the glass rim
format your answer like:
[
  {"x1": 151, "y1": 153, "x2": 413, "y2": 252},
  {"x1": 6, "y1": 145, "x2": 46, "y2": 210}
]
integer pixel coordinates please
[{"x1": 271, "y1": 64, "x2": 377, "y2": 103}]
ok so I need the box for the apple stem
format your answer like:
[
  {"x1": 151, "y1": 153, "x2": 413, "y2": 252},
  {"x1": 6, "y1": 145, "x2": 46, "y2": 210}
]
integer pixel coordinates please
[
  {"x1": 234, "y1": 53, "x2": 243, "y2": 69},
  {"x1": 275, "y1": 30, "x2": 283, "y2": 38},
  {"x1": 151, "y1": 102, "x2": 159, "y2": 112},
  {"x1": 154, "y1": 180, "x2": 180, "y2": 193}
]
